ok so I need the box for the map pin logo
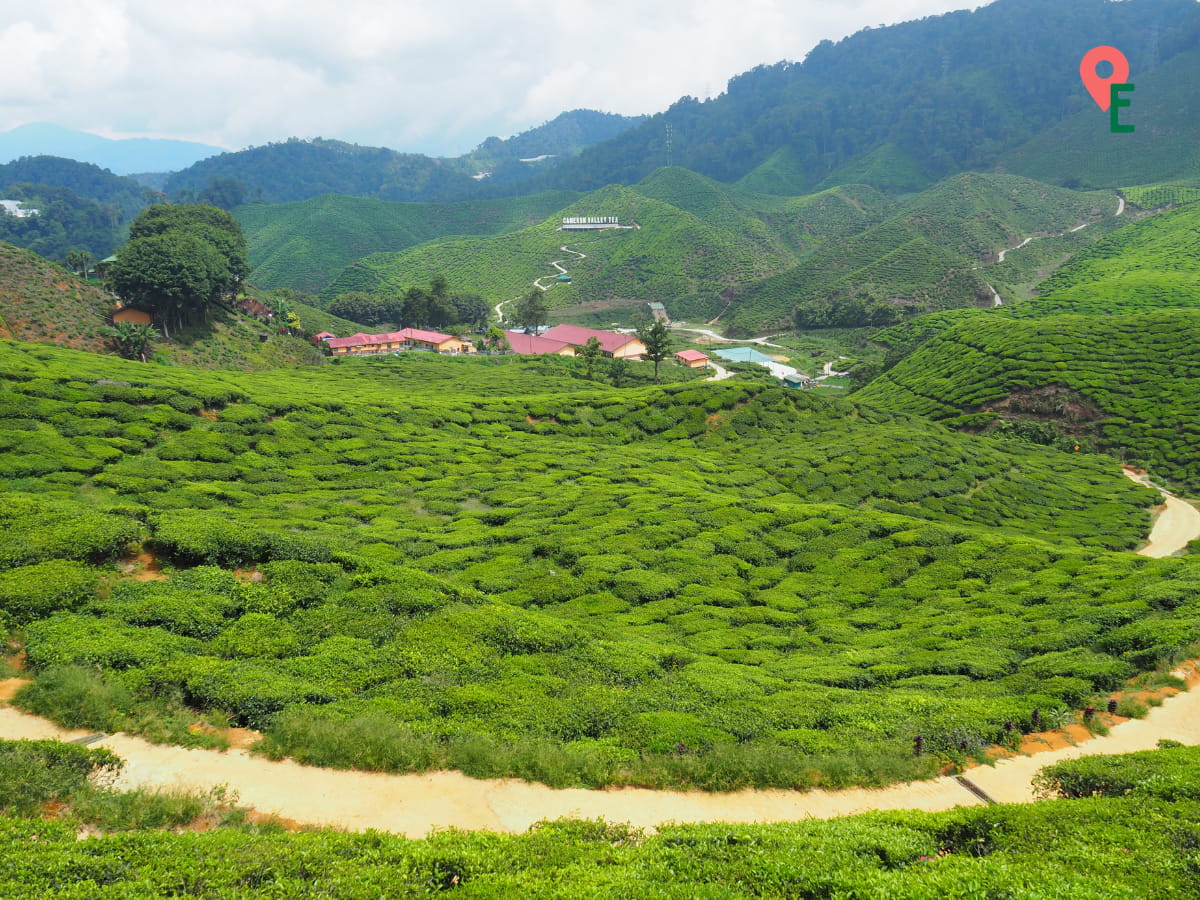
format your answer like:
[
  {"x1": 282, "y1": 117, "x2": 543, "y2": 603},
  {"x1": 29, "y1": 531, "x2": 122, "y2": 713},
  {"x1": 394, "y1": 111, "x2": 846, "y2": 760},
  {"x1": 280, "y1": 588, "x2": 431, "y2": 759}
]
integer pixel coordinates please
[{"x1": 1080, "y1": 46, "x2": 1130, "y2": 110}]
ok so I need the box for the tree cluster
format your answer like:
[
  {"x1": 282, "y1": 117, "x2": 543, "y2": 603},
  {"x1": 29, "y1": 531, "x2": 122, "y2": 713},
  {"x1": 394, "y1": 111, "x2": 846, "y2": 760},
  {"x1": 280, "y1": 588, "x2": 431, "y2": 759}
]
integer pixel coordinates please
[
  {"x1": 328, "y1": 277, "x2": 487, "y2": 331},
  {"x1": 107, "y1": 204, "x2": 250, "y2": 337}
]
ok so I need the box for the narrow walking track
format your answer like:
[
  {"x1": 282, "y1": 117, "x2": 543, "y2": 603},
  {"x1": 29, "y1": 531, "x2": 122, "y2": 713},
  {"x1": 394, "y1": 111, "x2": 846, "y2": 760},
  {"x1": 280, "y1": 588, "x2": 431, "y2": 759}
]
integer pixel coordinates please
[
  {"x1": 1, "y1": 461, "x2": 1198, "y2": 837},
  {"x1": 982, "y1": 192, "x2": 1125, "y2": 307},
  {"x1": 494, "y1": 245, "x2": 587, "y2": 324},
  {"x1": 671, "y1": 326, "x2": 785, "y2": 349},
  {"x1": 1123, "y1": 467, "x2": 1200, "y2": 557}
]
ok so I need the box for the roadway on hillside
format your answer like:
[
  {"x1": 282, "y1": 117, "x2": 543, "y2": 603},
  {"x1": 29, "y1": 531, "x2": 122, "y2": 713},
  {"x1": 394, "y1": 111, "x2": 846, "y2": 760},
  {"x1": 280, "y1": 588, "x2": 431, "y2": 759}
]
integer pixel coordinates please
[
  {"x1": 494, "y1": 246, "x2": 587, "y2": 325},
  {"x1": 1123, "y1": 468, "x2": 1200, "y2": 557},
  {"x1": 984, "y1": 192, "x2": 1124, "y2": 306},
  {"x1": 2, "y1": 458, "x2": 1198, "y2": 837},
  {"x1": 671, "y1": 327, "x2": 785, "y2": 349}
]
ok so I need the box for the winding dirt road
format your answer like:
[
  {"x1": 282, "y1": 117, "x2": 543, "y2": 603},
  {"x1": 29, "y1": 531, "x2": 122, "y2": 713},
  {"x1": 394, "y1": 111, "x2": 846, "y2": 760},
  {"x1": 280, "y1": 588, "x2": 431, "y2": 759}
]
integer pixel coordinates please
[
  {"x1": 2, "y1": 461, "x2": 1198, "y2": 836},
  {"x1": 493, "y1": 245, "x2": 587, "y2": 324},
  {"x1": 1123, "y1": 468, "x2": 1200, "y2": 557}
]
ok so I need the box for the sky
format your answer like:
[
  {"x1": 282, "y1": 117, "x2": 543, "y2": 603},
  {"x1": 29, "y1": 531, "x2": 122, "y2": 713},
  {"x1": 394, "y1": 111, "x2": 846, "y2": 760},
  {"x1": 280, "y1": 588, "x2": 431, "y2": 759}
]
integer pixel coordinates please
[{"x1": 0, "y1": 0, "x2": 979, "y2": 157}]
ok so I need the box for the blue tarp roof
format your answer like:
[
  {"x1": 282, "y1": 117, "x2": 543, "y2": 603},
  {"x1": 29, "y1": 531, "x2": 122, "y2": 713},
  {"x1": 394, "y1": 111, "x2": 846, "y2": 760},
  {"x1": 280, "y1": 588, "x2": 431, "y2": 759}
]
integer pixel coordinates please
[{"x1": 714, "y1": 346, "x2": 776, "y2": 364}]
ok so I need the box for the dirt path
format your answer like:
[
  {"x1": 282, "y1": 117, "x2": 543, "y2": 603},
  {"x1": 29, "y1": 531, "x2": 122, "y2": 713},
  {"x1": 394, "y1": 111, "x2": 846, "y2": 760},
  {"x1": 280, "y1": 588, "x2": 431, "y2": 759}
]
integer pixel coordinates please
[
  {"x1": 987, "y1": 192, "x2": 1123, "y2": 270},
  {"x1": 1122, "y1": 468, "x2": 1200, "y2": 557},
  {"x1": 672, "y1": 327, "x2": 784, "y2": 349},
  {"x1": 1, "y1": 460, "x2": 1196, "y2": 836},
  {"x1": 3, "y1": 660, "x2": 1200, "y2": 836},
  {"x1": 705, "y1": 361, "x2": 733, "y2": 382},
  {"x1": 996, "y1": 238, "x2": 1031, "y2": 264},
  {"x1": 533, "y1": 245, "x2": 586, "y2": 291},
  {"x1": 495, "y1": 245, "x2": 587, "y2": 324}
]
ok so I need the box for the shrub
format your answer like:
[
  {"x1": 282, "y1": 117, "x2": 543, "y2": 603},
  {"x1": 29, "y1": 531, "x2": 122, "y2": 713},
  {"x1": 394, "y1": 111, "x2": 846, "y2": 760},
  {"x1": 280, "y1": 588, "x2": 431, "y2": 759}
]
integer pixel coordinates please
[
  {"x1": 0, "y1": 560, "x2": 97, "y2": 622},
  {"x1": 15, "y1": 666, "x2": 135, "y2": 731},
  {"x1": 150, "y1": 512, "x2": 268, "y2": 567}
]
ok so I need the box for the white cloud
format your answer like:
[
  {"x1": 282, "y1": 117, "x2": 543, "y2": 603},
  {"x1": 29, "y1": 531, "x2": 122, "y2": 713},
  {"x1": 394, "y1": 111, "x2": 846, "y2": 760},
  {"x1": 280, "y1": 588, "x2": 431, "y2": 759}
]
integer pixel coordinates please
[{"x1": 0, "y1": 0, "x2": 978, "y2": 156}]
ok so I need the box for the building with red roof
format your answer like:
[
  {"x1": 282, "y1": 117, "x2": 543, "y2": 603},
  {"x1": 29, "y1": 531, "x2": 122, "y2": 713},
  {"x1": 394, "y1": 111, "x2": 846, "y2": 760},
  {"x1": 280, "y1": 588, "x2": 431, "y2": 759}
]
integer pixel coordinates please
[
  {"x1": 541, "y1": 324, "x2": 646, "y2": 358},
  {"x1": 503, "y1": 331, "x2": 576, "y2": 356},
  {"x1": 675, "y1": 349, "x2": 709, "y2": 369},
  {"x1": 324, "y1": 328, "x2": 469, "y2": 356}
]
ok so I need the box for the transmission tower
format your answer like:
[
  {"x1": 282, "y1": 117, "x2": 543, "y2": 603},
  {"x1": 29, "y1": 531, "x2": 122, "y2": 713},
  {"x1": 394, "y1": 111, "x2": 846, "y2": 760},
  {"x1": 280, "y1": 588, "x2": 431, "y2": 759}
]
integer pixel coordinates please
[{"x1": 665, "y1": 124, "x2": 673, "y2": 168}]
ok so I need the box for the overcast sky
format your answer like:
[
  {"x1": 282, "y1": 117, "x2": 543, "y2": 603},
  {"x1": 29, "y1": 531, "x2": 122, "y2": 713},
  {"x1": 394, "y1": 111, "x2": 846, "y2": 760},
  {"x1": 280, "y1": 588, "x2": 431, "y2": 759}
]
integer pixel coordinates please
[{"x1": 0, "y1": 0, "x2": 980, "y2": 157}]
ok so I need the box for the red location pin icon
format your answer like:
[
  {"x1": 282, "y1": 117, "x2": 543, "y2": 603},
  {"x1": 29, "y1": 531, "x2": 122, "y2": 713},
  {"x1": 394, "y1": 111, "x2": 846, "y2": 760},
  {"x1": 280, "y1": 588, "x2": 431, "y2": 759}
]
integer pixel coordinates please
[{"x1": 1080, "y1": 46, "x2": 1130, "y2": 111}]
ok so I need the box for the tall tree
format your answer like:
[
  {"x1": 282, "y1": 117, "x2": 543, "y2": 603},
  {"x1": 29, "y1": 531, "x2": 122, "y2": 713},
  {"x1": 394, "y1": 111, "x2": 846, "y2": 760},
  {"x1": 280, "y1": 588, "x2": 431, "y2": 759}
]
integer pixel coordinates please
[
  {"x1": 579, "y1": 336, "x2": 604, "y2": 379},
  {"x1": 64, "y1": 250, "x2": 91, "y2": 278},
  {"x1": 108, "y1": 230, "x2": 229, "y2": 336},
  {"x1": 512, "y1": 288, "x2": 548, "y2": 332},
  {"x1": 637, "y1": 319, "x2": 671, "y2": 383},
  {"x1": 401, "y1": 286, "x2": 430, "y2": 328}
]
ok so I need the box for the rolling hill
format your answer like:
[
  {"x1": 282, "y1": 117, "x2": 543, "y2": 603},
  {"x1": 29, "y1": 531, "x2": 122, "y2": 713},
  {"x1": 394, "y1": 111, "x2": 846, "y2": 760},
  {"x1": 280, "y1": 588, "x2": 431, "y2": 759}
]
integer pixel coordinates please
[
  {"x1": 237, "y1": 191, "x2": 582, "y2": 294},
  {"x1": 533, "y1": 0, "x2": 1200, "y2": 195},
  {"x1": 0, "y1": 123, "x2": 223, "y2": 175},
  {"x1": 0, "y1": 242, "x2": 115, "y2": 350},
  {"x1": 0, "y1": 157, "x2": 160, "y2": 260},
  {"x1": 720, "y1": 173, "x2": 1119, "y2": 332},
  {"x1": 1009, "y1": 198, "x2": 1200, "y2": 317},
  {"x1": 0, "y1": 241, "x2": 323, "y2": 370},
  {"x1": 997, "y1": 45, "x2": 1200, "y2": 189},
  {"x1": 164, "y1": 111, "x2": 644, "y2": 206},
  {"x1": 857, "y1": 308, "x2": 1200, "y2": 491},
  {"x1": 319, "y1": 170, "x2": 894, "y2": 317}
]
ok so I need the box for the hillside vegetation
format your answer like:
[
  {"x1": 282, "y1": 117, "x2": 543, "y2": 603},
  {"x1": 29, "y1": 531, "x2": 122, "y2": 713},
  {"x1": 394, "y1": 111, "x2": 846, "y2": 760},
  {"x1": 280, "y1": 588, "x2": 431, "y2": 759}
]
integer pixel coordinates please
[
  {"x1": 535, "y1": 0, "x2": 1200, "y2": 193},
  {"x1": 237, "y1": 191, "x2": 581, "y2": 294},
  {"x1": 858, "y1": 309, "x2": 1200, "y2": 491},
  {"x1": 7, "y1": 342, "x2": 1196, "y2": 793},
  {"x1": 0, "y1": 241, "x2": 323, "y2": 370},
  {"x1": 322, "y1": 170, "x2": 895, "y2": 318},
  {"x1": 2, "y1": 742, "x2": 1199, "y2": 897},
  {"x1": 0, "y1": 156, "x2": 159, "y2": 259},
  {"x1": 998, "y1": 45, "x2": 1200, "y2": 189},
  {"x1": 0, "y1": 241, "x2": 115, "y2": 349},
  {"x1": 720, "y1": 173, "x2": 1117, "y2": 332},
  {"x1": 1011, "y1": 199, "x2": 1200, "y2": 317}
]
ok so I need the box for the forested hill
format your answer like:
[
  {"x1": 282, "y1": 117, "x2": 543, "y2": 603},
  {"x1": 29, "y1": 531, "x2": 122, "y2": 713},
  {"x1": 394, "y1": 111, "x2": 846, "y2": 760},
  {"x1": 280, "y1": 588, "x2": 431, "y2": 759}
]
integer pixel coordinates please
[
  {"x1": 0, "y1": 157, "x2": 160, "y2": 260},
  {"x1": 163, "y1": 111, "x2": 644, "y2": 205},
  {"x1": 163, "y1": 139, "x2": 481, "y2": 205},
  {"x1": 532, "y1": 0, "x2": 1200, "y2": 195}
]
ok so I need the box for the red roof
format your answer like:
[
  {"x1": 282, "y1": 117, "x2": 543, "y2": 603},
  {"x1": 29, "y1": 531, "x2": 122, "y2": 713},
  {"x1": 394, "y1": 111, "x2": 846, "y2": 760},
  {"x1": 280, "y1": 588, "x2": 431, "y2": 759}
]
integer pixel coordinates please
[
  {"x1": 541, "y1": 324, "x2": 641, "y2": 354},
  {"x1": 314, "y1": 332, "x2": 336, "y2": 340},
  {"x1": 324, "y1": 328, "x2": 453, "y2": 350},
  {"x1": 326, "y1": 332, "x2": 372, "y2": 349},
  {"x1": 504, "y1": 331, "x2": 574, "y2": 355},
  {"x1": 675, "y1": 349, "x2": 709, "y2": 362},
  {"x1": 403, "y1": 328, "x2": 456, "y2": 345}
]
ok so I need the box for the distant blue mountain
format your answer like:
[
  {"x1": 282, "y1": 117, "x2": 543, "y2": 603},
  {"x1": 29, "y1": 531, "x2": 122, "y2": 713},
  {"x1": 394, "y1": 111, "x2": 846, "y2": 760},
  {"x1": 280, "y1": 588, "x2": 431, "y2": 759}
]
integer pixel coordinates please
[{"x1": 0, "y1": 123, "x2": 224, "y2": 175}]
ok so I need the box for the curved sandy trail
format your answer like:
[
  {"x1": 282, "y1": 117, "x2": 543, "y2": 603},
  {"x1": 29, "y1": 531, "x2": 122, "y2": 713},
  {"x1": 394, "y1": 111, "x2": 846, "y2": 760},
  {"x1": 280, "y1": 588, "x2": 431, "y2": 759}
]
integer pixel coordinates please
[
  {"x1": 988, "y1": 192, "x2": 1123, "y2": 268},
  {"x1": 705, "y1": 361, "x2": 733, "y2": 382},
  {"x1": 996, "y1": 238, "x2": 1031, "y2": 264},
  {"x1": 493, "y1": 296, "x2": 516, "y2": 324},
  {"x1": 1123, "y1": 468, "x2": 1200, "y2": 557},
  {"x1": 495, "y1": 246, "x2": 587, "y2": 323},
  {"x1": 533, "y1": 245, "x2": 586, "y2": 291},
  {"x1": 672, "y1": 327, "x2": 784, "y2": 349},
  {"x1": 1, "y1": 462, "x2": 1197, "y2": 836},
  {"x1": 4, "y1": 661, "x2": 1200, "y2": 835}
]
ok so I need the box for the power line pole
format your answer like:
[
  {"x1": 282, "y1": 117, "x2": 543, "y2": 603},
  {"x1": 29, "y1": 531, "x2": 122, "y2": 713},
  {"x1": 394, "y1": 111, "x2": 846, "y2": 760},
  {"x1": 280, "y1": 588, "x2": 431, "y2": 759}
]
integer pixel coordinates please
[{"x1": 665, "y1": 123, "x2": 673, "y2": 168}]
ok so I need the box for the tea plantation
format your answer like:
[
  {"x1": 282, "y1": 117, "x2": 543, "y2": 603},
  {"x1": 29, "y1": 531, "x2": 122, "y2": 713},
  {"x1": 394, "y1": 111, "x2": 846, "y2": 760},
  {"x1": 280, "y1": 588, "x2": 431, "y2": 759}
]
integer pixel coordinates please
[
  {"x1": 3, "y1": 339, "x2": 1198, "y2": 794},
  {"x1": 858, "y1": 309, "x2": 1200, "y2": 492},
  {"x1": 1, "y1": 737, "x2": 1198, "y2": 897}
]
